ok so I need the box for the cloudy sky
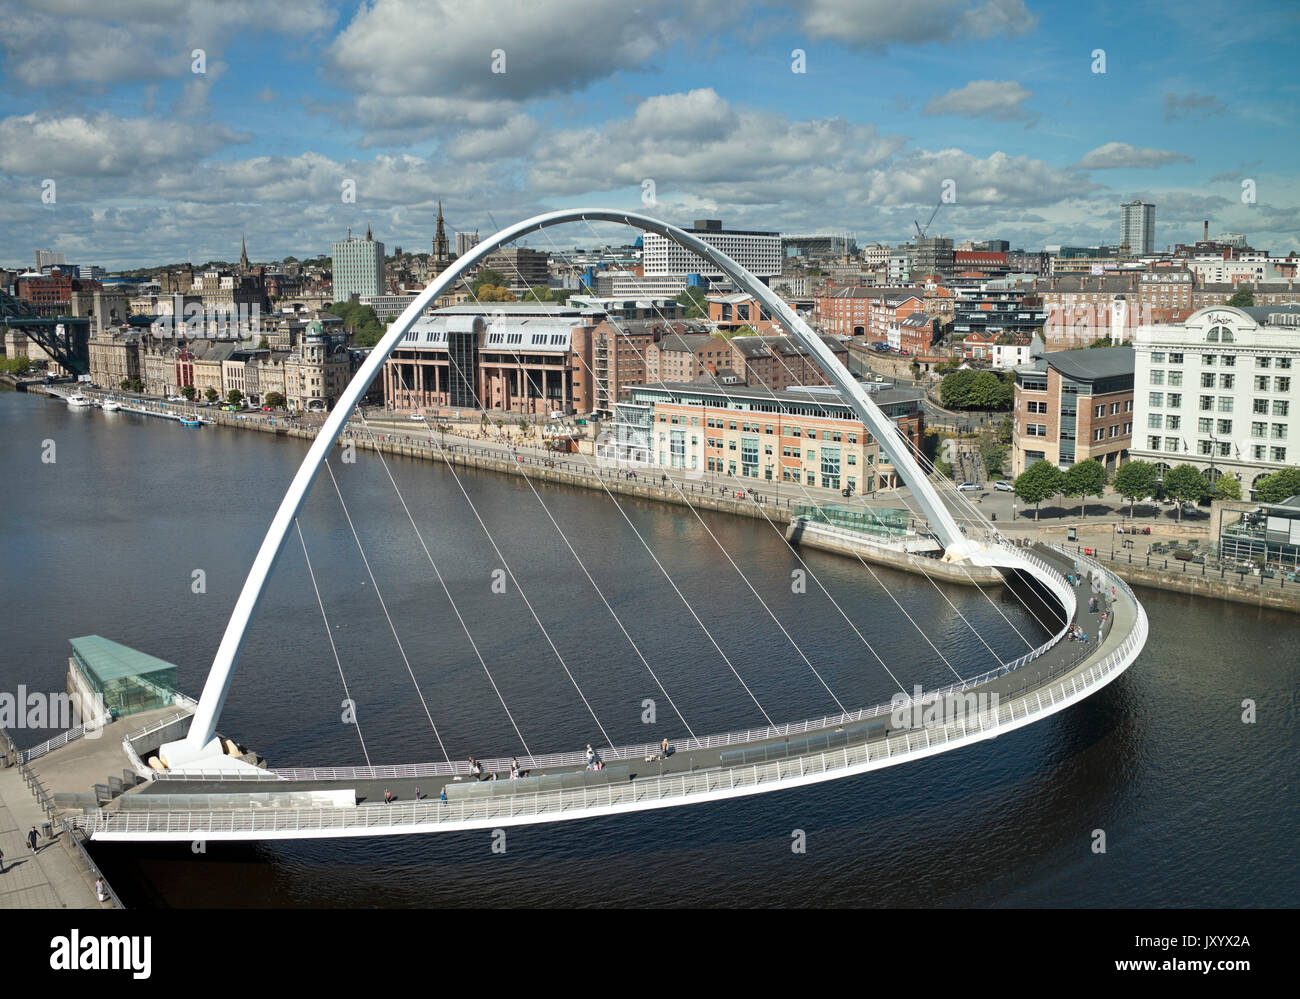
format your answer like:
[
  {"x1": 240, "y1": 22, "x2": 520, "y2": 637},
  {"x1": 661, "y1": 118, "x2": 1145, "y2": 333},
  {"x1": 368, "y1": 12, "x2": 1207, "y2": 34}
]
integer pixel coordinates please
[{"x1": 1, "y1": 0, "x2": 1297, "y2": 269}]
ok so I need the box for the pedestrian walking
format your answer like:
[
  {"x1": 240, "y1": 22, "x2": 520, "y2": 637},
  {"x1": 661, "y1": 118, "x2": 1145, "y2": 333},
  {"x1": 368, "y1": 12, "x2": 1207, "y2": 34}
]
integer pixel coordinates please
[
  {"x1": 95, "y1": 878, "x2": 107, "y2": 903},
  {"x1": 27, "y1": 826, "x2": 39, "y2": 852}
]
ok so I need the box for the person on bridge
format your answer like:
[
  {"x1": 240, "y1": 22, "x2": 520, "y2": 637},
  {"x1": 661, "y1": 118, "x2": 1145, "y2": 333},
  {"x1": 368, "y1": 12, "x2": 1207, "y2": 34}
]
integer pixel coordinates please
[
  {"x1": 384, "y1": 788, "x2": 393, "y2": 804},
  {"x1": 27, "y1": 826, "x2": 39, "y2": 853}
]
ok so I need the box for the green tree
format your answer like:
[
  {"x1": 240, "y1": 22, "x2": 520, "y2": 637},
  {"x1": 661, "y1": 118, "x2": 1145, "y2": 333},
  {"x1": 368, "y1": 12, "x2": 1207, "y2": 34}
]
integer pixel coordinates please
[
  {"x1": 939, "y1": 369, "x2": 976, "y2": 408},
  {"x1": 1254, "y1": 466, "x2": 1300, "y2": 503},
  {"x1": 120, "y1": 379, "x2": 131, "y2": 390},
  {"x1": 181, "y1": 385, "x2": 197, "y2": 401},
  {"x1": 1162, "y1": 463, "x2": 1209, "y2": 521},
  {"x1": 675, "y1": 286, "x2": 709, "y2": 319},
  {"x1": 226, "y1": 389, "x2": 244, "y2": 408},
  {"x1": 470, "y1": 268, "x2": 509, "y2": 294},
  {"x1": 1013, "y1": 460, "x2": 1066, "y2": 521},
  {"x1": 204, "y1": 387, "x2": 220, "y2": 404},
  {"x1": 264, "y1": 391, "x2": 286, "y2": 409},
  {"x1": 1225, "y1": 289, "x2": 1255, "y2": 308},
  {"x1": 1112, "y1": 460, "x2": 1159, "y2": 517},
  {"x1": 130, "y1": 379, "x2": 144, "y2": 393},
  {"x1": 257, "y1": 336, "x2": 270, "y2": 350},
  {"x1": 1212, "y1": 475, "x2": 1241, "y2": 501},
  {"x1": 1063, "y1": 458, "x2": 1109, "y2": 517},
  {"x1": 934, "y1": 457, "x2": 953, "y2": 479}
]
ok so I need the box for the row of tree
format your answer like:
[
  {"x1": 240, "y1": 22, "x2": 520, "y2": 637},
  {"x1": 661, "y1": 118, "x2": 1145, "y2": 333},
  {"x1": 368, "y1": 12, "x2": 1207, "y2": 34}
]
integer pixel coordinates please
[{"x1": 1008, "y1": 458, "x2": 1300, "y2": 523}]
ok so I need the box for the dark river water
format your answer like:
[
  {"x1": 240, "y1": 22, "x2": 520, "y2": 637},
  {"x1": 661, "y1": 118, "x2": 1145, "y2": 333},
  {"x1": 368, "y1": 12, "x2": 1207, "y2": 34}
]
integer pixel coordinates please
[{"x1": 1, "y1": 389, "x2": 1295, "y2": 907}]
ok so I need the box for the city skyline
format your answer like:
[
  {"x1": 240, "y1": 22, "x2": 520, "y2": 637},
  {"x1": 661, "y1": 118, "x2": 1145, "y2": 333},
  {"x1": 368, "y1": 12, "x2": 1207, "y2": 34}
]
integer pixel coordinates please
[{"x1": 1, "y1": 0, "x2": 1298, "y2": 269}]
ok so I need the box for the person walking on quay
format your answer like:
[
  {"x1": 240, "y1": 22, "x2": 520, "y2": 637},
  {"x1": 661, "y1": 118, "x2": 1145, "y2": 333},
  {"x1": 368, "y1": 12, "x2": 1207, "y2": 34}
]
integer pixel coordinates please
[{"x1": 28, "y1": 826, "x2": 39, "y2": 853}]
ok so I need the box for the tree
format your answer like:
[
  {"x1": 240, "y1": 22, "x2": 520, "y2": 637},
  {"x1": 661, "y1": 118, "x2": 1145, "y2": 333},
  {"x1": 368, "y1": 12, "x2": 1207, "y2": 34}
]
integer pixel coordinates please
[
  {"x1": 1063, "y1": 458, "x2": 1109, "y2": 517},
  {"x1": 264, "y1": 391, "x2": 286, "y2": 409},
  {"x1": 1212, "y1": 475, "x2": 1242, "y2": 501},
  {"x1": 675, "y1": 286, "x2": 709, "y2": 319},
  {"x1": 470, "y1": 268, "x2": 509, "y2": 294},
  {"x1": 257, "y1": 336, "x2": 270, "y2": 350},
  {"x1": 1254, "y1": 466, "x2": 1300, "y2": 503},
  {"x1": 517, "y1": 417, "x2": 529, "y2": 435},
  {"x1": 1162, "y1": 463, "x2": 1208, "y2": 521},
  {"x1": 226, "y1": 389, "x2": 244, "y2": 408},
  {"x1": 181, "y1": 385, "x2": 197, "y2": 401},
  {"x1": 1225, "y1": 289, "x2": 1255, "y2": 308},
  {"x1": 204, "y1": 387, "x2": 220, "y2": 403},
  {"x1": 130, "y1": 379, "x2": 144, "y2": 393},
  {"x1": 1113, "y1": 460, "x2": 1159, "y2": 517},
  {"x1": 120, "y1": 379, "x2": 131, "y2": 390},
  {"x1": 1013, "y1": 460, "x2": 1066, "y2": 521},
  {"x1": 934, "y1": 457, "x2": 953, "y2": 479}
]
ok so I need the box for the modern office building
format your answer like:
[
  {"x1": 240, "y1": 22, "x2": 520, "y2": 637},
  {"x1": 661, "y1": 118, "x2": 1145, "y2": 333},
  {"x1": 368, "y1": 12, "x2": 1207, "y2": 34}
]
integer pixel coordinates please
[
  {"x1": 481, "y1": 246, "x2": 549, "y2": 294},
  {"x1": 641, "y1": 220, "x2": 782, "y2": 282},
  {"x1": 331, "y1": 226, "x2": 384, "y2": 302},
  {"x1": 1120, "y1": 201, "x2": 1156, "y2": 255},
  {"x1": 1130, "y1": 305, "x2": 1300, "y2": 495},
  {"x1": 1011, "y1": 345, "x2": 1135, "y2": 476}
]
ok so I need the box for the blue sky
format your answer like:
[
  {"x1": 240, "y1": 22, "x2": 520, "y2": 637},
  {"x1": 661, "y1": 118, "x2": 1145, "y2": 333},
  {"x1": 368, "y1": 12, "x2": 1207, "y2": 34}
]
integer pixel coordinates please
[{"x1": 1, "y1": 0, "x2": 1296, "y2": 269}]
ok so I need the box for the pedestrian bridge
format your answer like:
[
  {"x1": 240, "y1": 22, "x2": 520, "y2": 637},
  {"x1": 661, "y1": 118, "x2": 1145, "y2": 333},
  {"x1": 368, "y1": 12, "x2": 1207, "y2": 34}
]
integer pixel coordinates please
[
  {"x1": 38, "y1": 209, "x2": 1148, "y2": 842},
  {"x1": 75, "y1": 543, "x2": 1145, "y2": 842}
]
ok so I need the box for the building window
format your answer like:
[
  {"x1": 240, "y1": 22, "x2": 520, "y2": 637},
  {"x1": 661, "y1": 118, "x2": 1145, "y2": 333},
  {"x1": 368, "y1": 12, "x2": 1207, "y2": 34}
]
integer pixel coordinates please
[
  {"x1": 1166, "y1": 415, "x2": 1181, "y2": 430},
  {"x1": 1271, "y1": 447, "x2": 1287, "y2": 463},
  {"x1": 1218, "y1": 397, "x2": 1233, "y2": 413},
  {"x1": 1148, "y1": 414, "x2": 1163, "y2": 429},
  {"x1": 1168, "y1": 394, "x2": 1182, "y2": 408},
  {"x1": 1217, "y1": 419, "x2": 1232, "y2": 434},
  {"x1": 1150, "y1": 392, "x2": 1164, "y2": 407},
  {"x1": 1165, "y1": 438, "x2": 1180, "y2": 453},
  {"x1": 1257, "y1": 356, "x2": 1271, "y2": 369},
  {"x1": 1274, "y1": 400, "x2": 1290, "y2": 417},
  {"x1": 1273, "y1": 424, "x2": 1288, "y2": 440},
  {"x1": 1150, "y1": 370, "x2": 1165, "y2": 386},
  {"x1": 1200, "y1": 395, "x2": 1214, "y2": 411}
]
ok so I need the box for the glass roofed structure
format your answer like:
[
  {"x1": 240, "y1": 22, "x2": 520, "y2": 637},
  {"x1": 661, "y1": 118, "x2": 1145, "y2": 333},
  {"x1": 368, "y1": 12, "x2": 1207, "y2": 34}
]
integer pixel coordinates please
[{"x1": 69, "y1": 635, "x2": 182, "y2": 717}]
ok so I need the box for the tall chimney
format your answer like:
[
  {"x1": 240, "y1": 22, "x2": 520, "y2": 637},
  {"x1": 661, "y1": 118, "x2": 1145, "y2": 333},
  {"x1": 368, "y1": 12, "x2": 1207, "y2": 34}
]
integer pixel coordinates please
[{"x1": 1203, "y1": 220, "x2": 1209, "y2": 242}]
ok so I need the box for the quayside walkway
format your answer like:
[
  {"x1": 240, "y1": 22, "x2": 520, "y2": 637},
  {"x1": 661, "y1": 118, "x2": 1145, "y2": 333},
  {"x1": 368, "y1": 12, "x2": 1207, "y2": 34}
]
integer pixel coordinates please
[{"x1": 63, "y1": 544, "x2": 1146, "y2": 843}]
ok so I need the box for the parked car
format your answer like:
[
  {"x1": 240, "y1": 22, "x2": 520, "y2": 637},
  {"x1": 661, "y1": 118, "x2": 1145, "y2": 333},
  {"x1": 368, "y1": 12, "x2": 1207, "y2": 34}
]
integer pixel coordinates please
[
  {"x1": 166, "y1": 394, "x2": 184, "y2": 402},
  {"x1": 409, "y1": 411, "x2": 424, "y2": 421},
  {"x1": 994, "y1": 479, "x2": 1014, "y2": 492},
  {"x1": 957, "y1": 481, "x2": 978, "y2": 492}
]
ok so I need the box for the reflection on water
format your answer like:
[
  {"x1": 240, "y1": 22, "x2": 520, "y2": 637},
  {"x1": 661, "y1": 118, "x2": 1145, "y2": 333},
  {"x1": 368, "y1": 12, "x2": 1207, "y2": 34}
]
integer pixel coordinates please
[{"x1": 1, "y1": 391, "x2": 1294, "y2": 907}]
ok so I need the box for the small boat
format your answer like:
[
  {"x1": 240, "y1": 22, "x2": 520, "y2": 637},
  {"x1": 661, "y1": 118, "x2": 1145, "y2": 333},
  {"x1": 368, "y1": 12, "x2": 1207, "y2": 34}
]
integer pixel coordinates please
[
  {"x1": 102, "y1": 398, "x2": 122, "y2": 412},
  {"x1": 180, "y1": 416, "x2": 202, "y2": 428},
  {"x1": 66, "y1": 393, "x2": 92, "y2": 408}
]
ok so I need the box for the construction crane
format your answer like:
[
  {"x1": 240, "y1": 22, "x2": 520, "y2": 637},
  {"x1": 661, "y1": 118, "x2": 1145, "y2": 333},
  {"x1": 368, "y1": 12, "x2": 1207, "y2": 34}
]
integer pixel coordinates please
[{"x1": 913, "y1": 198, "x2": 944, "y2": 240}]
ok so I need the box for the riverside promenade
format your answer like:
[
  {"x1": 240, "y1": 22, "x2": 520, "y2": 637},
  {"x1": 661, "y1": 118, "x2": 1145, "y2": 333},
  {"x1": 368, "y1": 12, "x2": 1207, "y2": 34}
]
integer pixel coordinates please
[{"x1": 0, "y1": 754, "x2": 114, "y2": 909}]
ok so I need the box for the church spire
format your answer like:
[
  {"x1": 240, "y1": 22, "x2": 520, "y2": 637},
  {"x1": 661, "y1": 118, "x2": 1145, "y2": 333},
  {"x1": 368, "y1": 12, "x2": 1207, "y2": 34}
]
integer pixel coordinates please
[
  {"x1": 432, "y1": 198, "x2": 449, "y2": 266},
  {"x1": 365, "y1": 222, "x2": 373, "y2": 242},
  {"x1": 239, "y1": 232, "x2": 249, "y2": 270}
]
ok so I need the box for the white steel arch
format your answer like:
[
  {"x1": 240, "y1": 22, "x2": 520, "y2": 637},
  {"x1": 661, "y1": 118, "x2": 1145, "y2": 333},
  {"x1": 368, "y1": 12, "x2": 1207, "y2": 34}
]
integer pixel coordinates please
[{"x1": 163, "y1": 209, "x2": 990, "y2": 768}]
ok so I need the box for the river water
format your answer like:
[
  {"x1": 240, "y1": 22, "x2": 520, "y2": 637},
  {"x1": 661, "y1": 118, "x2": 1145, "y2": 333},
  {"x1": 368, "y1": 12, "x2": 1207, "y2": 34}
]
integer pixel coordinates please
[{"x1": 1, "y1": 389, "x2": 1295, "y2": 907}]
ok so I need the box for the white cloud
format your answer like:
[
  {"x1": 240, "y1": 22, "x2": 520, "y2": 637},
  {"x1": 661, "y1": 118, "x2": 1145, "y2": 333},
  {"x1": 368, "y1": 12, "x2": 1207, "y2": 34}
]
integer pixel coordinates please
[
  {"x1": 800, "y1": 0, "x2": 1036, "y2": 47},
  {"x1": 924, "y1": 79, "x2": 1034, "y2": 121},
  {"x1": 0, "y1": 0, "x2": 335, "y2": 88},
  {"x1": 1074, "y1": 142, "x2": 1193, "y2": 170},
  {"x1": 0, "y1": 112, "x2": 248, "y2": 177}
]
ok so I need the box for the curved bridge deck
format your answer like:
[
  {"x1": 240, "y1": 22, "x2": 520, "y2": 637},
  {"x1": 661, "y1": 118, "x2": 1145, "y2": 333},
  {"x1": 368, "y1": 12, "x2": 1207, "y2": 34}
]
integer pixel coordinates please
[{"x1": 75, "y1": 545, "x2": 1146, "y2": 842}]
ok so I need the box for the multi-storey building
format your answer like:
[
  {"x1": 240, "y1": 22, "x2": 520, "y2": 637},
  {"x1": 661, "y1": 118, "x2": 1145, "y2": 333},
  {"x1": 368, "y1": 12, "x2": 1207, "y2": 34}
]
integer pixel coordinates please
[
  {"x1": 482, "y1": 247, "x2": 549, "y2": 294},
  {"x1": 641, "y1": 220, "x2": 782, "y2": 282},
  {"x1": 952, "y1": 280, "x2": 1045, "y2": 341},
  {"x1": 1038, "y1": 271, "x2": 1300, "y2": 348},
  {"x1": 383, "y1": 305, "x2": 599, "y2": 415},
  {"x1": 612, "y1": 381, "x2": 923, "y2": 492},
  {"x1": 331, "y1": 226, "x2": 385, "y2": 302},
  {"x1": 1130, "y1": 305, "x2": 1300, "y2": 495},
  {"x1": 1011, "y1": 345, "x2": 1135, "y2": 476},
  {"x1": 1120, "y1": 201, "x2": 1156, "y2": 255}
]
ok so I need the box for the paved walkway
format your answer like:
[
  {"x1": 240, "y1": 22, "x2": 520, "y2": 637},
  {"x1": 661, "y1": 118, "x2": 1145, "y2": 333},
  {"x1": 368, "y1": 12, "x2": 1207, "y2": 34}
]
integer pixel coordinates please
[{"x1": 0, "y1": 765, "x2": 108, "y2": 909}]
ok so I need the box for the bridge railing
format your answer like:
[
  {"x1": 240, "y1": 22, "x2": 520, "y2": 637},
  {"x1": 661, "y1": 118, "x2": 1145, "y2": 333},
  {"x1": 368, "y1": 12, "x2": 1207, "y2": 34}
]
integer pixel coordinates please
[{"x1": 80, "y1": 557, "x2": 1146, "y2": 840}]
